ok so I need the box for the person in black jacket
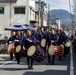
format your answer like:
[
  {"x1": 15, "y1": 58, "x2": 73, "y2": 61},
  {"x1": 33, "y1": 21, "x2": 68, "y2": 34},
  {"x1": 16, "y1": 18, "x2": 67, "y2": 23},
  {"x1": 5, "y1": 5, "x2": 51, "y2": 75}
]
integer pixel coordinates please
[
  {"x1": 23, "y1": 29, "x2": 36, "y2": 69},
  {"x1": 6, "y1": 31, "x2": 16, "y2": 60},
  {"x1": 48, "y1": 28, "x2": 59, "y2": 65}
]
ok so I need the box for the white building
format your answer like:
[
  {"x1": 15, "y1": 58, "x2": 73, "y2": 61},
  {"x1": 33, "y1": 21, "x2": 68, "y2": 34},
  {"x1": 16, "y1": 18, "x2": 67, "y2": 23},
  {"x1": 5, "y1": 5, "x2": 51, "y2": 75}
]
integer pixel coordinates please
[
  {"x1": 55, "y1": 18, "x2": 61, "y2": 29},
  {"x1": 0, "y1": 0, "x2": 36, "y2": 39},
  {"x1": 51, "y1": 24, "x2": 58, "y2": 29}
]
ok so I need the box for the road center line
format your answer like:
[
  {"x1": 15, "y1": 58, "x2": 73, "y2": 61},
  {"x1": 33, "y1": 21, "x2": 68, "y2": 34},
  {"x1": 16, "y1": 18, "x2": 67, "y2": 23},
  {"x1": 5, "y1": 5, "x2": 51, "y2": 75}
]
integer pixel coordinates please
[{"x1": 70, "y1": 47, "x2": 74, "y2": 75}]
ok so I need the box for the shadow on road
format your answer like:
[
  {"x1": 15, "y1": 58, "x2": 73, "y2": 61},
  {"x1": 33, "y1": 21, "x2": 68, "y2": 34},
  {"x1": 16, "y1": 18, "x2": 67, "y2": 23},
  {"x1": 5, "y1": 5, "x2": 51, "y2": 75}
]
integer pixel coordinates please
[
  {"x1": 0, "y1": 68, "x2": 29, "y2": 71},
  {"x1": 23, "y1": 70, "x2": 69, "y2": 75}
]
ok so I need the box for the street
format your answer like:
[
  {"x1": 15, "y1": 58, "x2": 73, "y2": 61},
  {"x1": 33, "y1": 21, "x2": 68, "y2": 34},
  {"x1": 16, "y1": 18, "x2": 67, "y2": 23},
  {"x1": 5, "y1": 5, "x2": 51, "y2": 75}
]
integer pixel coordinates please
[
  {"x1": 0, "y1": 0, "x2": 75, "y2": 75},
  {"x1": 0, "y1": 47, "x2": 74, "y2": 75}
]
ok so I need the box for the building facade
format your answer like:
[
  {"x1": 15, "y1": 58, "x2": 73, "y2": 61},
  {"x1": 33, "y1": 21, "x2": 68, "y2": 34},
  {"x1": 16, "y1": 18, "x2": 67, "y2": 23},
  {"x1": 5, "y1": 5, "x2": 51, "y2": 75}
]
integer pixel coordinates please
[
  {"x1": 55, "y1": 18, "x2": 61, "y2": 30},
  {"x1": 35, "y1": 1, "x2": 47, "y2": 27},
  {"x1": 0, "y1": 0, "x2": 36, "y2": 39}
]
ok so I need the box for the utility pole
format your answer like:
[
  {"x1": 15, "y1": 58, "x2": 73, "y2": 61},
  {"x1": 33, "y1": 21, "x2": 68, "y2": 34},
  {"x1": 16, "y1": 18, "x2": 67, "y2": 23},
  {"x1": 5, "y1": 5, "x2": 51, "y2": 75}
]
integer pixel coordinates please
[
  {"x1": 48, "y1": 4, "x2": 51, "y2": 30},
  {"x1": 10, "y1": 2, "x2": 11, "y2": 26},
  {"x1": 73, "y1": 0, "x2": 76, "y2": 28},
  {"x1": 41, "y1": 2, "x2": 43, "y2": 27},
  {"x1": 69, "y1": 0, "x2": 74, "y2": 35},
  {"x1": 38, "y1": 0, "x2": 41, "y2": 27}
]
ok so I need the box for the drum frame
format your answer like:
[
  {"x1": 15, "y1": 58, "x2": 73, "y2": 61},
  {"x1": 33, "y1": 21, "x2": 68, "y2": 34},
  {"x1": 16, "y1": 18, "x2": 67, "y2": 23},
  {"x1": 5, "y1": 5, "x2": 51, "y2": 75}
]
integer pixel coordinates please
[
  {"x1": 32, "y1": 45, "x2": 45, "y2": 63},
  {"x1": 48, "y1": 45, "x2": 64, "y2": 56}
]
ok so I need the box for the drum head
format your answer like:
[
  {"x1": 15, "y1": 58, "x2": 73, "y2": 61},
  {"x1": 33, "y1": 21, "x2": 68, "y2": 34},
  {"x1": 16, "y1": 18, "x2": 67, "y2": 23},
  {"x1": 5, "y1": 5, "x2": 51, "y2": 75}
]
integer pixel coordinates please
[
  {"x1": 9, "y1": 41, "x2": 12, "y2": 44},
  {"x1": 59, "y1": 44, "x2": 64, "y2": 56},
  {"x1": 65, "y1": 42, "x2": 71, "y2": 47},
  {"x1": 27, "y1": 45, "x2": 36, "y2": 56},
  {"x1": 48, "y1": 45, "x2": 54, "y2": 56},
  {"x1": 41, "y1": 39, "x2": 46, "y2": 47},
  {"x1": 60, "y1": 45, "x2": 64, "y2": 49},
  {"x1": 16, "y1": 45, "x2": 21, "y2": 53},
  {"x1": 8, "y1": 44, "x2": 13, "y2": 52}
]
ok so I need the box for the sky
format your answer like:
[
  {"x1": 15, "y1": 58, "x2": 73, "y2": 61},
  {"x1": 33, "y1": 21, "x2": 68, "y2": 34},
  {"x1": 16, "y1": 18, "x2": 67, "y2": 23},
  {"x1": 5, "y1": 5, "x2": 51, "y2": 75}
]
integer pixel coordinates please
[{"x1": 35, "y1": 0, "x2": 73, "y2": 12}]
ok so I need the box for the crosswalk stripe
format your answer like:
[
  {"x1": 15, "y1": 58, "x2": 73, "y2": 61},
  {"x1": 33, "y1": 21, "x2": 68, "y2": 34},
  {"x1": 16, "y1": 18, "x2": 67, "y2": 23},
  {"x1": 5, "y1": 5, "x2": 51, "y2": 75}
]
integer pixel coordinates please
[{"x1": 0, "y1": 61, "x2": 13, "y2": 67}]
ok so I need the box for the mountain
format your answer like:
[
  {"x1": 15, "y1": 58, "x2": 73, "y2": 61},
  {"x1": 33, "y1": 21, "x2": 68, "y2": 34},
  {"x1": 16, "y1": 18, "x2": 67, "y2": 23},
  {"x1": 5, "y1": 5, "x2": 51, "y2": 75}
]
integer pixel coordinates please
[{"x1": 50, "y1": 9, "x2": 72, "y2": 25}]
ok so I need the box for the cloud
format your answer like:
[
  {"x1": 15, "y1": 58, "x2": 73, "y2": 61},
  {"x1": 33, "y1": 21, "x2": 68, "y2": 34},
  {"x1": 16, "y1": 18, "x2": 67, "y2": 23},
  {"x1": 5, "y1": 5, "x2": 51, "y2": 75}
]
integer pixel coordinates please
[
  {"x1": 35, "y1": 0, "x2": 73, "y2": 12},
  {"x1": 47, "y1": 0, "x2": 73, "y2": 12}
]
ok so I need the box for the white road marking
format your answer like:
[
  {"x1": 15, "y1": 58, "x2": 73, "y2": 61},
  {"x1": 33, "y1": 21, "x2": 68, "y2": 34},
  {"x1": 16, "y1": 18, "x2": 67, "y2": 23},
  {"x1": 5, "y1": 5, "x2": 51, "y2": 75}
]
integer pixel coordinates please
[
  {"x1": 0, "y1": 51, "x2": 71, "y2": 73},
  {"x1": 0, "y1": 61, "x2": 13, "y2": 67},
  {"x1": 33, "y1": 65, "x2": 68, "y2": 72},
  {"x1": 70, "y1": 47, "x2": 74, "y2": 75},
  {"x1": 0, "y1": 54, "x2": 9, "y2": 56},
  {"x1": 0, "y1": 58, "x2": 15, "y2": 68}
]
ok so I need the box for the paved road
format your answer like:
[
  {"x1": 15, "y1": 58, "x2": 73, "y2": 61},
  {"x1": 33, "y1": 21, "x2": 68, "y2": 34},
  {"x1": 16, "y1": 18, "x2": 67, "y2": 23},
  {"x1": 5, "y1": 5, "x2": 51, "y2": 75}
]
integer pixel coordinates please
[
  {"x1": 73, "y1": 47, "x2": 76, "y2": 75},
  {"x1": 0, "y1": 48, "x2": 74, "y2": 75}
]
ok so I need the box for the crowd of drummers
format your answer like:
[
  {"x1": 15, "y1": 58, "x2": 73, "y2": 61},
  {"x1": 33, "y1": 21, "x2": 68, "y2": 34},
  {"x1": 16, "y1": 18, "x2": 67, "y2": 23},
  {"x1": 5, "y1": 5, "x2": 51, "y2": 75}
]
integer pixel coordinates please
[{"x1": 6, "y1": 27, "x2": 76, "y2": 69}]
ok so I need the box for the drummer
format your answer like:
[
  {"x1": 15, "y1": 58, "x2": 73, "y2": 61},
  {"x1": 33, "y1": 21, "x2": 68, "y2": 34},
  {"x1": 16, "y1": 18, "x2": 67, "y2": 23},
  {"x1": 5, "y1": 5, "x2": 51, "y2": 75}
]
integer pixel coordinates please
[
  {"x1": 37, "y1": 27, "x2": 46, "y2": 41},
  {"x1": 6, "y1": 31, "x2": 16, "y2": 60},
  {"x1": 61, "y1": 31, "x2": 68, "y2": 57},
  {"x1": 37, "y1": 27, "x2": 47, "y2": 51},
  {"x1": 14, "y1": 30, "x2": 23, "y2": 64},
  {"x1": 57, "y1": 30, "x2": 65, "y2": 45},
  {"x1": 60, "y1": 27, "x2": 68, "y2": 43},
  {"x1": 48, "y1": 28, "x2": 59, "y2": 65},
  {"x1": 45, "y1": 28, "x2": 51, "y2": 47},
  {"x1": 57, "y1": 30, "x2": 65, "y2": 60},
  {"x1": 23, "y1": 29, "x2": 36, "y2": 69}
]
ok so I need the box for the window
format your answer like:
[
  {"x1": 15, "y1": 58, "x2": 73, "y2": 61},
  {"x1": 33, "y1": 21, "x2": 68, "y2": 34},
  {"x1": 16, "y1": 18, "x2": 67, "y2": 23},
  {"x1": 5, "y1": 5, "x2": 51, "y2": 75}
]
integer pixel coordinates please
[
  {"x1": 14, "y1": 7, "x2": 25, "y2": 14},
  {"x1": 0, "y1": 7, "x2": 4, "y2": 14}
]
